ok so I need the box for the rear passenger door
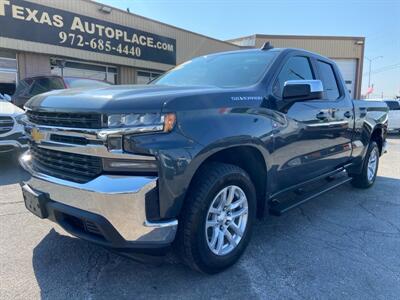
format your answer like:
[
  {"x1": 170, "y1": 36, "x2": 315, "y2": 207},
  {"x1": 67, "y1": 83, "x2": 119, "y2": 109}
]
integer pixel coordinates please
[{"x1": 313, "y1": 58, "x2": 354, "y2": 166}]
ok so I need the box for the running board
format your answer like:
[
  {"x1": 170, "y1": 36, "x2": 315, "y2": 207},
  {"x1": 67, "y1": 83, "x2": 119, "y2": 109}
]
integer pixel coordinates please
[
  {"x1": 269, "y1": 175, "x2": 352, "y2": 216},
  {"x1": 270, "y1": 164, "x2": 352, "y2": 200}
]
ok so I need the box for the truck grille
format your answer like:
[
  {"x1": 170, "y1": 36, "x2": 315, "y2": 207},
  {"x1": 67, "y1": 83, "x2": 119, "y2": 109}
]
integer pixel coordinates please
[
  {"x1": 0, "y1": 116, "x2": 14, "y2": 134},
  {"x1": 31, "y1": 145, "x2": 103, "y2": 183},
  {"x1": 26, "y1": 111, "x2": 102, "y2": 129},
  {"x1": 50, "y1": 134, "x2": 88, "y2": 145}
]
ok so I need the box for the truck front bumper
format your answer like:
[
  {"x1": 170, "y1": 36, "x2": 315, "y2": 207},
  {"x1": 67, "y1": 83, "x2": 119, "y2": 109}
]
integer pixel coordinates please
[{"x1": 19, "y1": 151, "x2": 178, "y2": 252}]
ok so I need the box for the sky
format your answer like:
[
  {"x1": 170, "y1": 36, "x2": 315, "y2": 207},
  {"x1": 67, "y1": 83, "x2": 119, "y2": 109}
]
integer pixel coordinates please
[{"x1": 99, "y1": 0, "x2": 400, "y2": 98}]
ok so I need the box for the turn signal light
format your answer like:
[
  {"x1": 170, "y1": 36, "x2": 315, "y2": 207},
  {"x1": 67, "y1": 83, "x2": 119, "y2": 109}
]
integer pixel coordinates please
[{"x1": 164, "y1": 113, "x2": 176, "y2": 132}]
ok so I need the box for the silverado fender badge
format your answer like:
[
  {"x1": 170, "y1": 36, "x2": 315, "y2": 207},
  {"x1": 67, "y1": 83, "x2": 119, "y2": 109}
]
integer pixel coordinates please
[{"x1": 231, "y1": 96, "x2": 263, "y2": 101}]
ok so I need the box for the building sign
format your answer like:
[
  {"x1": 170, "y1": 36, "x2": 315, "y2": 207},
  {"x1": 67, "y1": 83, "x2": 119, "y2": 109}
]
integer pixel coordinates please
[{"x1": 0, "y1": 0, "x2": 176, "y2": 65}]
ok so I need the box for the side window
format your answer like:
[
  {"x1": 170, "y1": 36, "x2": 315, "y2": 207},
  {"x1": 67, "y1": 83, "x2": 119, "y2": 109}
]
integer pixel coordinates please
[
  {"x1": 273, "y1": 56, "x2": 314, "y2": 97},
  {"x1": 385, "y1": 101, "x2": 400, "y2": 111},
  {"x1": 30, "y1": 78, "x2": 65, "y2": 97},
  {"x1": 317, "y1": 61, "x2": 340, "y2": 100}
]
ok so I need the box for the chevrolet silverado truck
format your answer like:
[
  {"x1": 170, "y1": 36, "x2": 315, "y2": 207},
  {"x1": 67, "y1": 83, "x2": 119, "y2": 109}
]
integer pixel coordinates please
[{"x1": 19, "y1": 47, "x2": 388, "y2": 273}]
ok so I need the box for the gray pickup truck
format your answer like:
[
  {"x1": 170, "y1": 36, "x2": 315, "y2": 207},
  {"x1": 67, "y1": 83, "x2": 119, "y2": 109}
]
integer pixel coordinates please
[{"x1": 19, "y1": 47, "x2": 388, "y2": 273}]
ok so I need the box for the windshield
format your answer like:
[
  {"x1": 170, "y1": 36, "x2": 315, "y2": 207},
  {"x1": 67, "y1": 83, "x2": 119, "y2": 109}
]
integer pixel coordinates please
[{"x1": 153, "y1": 51, "x2": 277, "y2": 88}]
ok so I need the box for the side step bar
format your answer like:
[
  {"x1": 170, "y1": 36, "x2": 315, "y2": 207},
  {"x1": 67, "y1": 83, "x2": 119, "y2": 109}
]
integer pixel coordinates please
[
  {"x1": 269, "y1": 174, "x2": 352, "y2": 216},
  {"x1": 270, "y1": 163, "x2": 352, "y2": 200}
]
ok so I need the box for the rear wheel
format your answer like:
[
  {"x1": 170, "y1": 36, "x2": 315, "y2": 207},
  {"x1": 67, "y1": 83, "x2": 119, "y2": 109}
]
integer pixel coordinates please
[
  {"x1": 178, "y1": 162, "x2": 256, "y2": 274},
  {"x1": 350, "y1": 141, "x2": 379, "y2": 189}
]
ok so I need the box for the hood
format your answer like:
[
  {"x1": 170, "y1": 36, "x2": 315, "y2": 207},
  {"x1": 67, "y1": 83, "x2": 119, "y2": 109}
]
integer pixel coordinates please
[
  {"x1": 25, "y1": 84, "x2": 224, "y2": 114},
  {"x1": 0, "y1": 100, "x2": 25, "y2": 116}
]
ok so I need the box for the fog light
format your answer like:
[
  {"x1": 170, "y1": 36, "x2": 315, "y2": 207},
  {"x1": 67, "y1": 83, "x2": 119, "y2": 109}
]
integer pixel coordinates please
[
  {"x1": 20, "y1": 152, "x2": 32, "y2": 162},
  {"x1": 107, "y1": 136, "x2": 122, "y2": 151},
  {"x1": 103, "y1": 158, "x2": 158, "y2": 174}
]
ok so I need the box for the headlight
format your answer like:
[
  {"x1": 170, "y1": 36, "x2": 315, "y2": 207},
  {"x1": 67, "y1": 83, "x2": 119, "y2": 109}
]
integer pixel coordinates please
[
  {"x1": 107, "y1": 113, "x2": 176, "y2": 133},
  {"x1": 14, "y1": 113, "x2": 27, "y2": 125}
]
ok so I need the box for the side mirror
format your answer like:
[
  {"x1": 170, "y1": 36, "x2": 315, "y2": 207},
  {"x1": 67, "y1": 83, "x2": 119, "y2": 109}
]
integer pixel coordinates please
[{"x1": 282, "y1": 80, "x2": 324, "y2": 102}]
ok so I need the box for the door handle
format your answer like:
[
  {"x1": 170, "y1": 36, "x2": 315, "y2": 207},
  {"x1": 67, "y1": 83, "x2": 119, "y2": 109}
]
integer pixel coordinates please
[
  {"x1": 316, "y1": 111, "x2": 329, "y2": 120},
  {"x1": 344, "y1": 111, "x2": 352, "y2": 118}
]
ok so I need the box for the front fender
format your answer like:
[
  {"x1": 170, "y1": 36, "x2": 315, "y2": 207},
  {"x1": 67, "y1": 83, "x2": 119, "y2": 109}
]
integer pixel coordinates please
[{"x1": 156, "y1": 107, "x2": 275, "y2": 218}]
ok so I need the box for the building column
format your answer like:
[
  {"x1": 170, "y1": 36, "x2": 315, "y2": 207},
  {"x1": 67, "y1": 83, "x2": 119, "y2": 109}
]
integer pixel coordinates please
[
  {"x1": 118, "y1": 66, "x2": 136, "y2": 84},
  {"x1": 17, "y1": 52, "x2": 51, "y2": 80}
]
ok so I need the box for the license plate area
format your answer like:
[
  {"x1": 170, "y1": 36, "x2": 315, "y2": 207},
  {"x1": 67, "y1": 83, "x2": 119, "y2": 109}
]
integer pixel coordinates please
[{"x1": 22, "y1": 185, "x2": 48, "y2": 219}]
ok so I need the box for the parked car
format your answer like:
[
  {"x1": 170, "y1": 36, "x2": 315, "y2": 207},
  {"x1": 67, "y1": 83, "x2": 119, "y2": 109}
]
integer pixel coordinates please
[
  {"x1": 0, "y1": 93, "x2": 11, "y2": 101},
  {"x1": 0, "y1": 99, "x2": 28, "y2": 156},
  {"x1": 11, "y1": 75, "x2": 111, "y2": 108},
  {"x1": 384, "y1": 100, "x2": 400, "y2": 133},
  {"x1": 19, "y1": 47, "x2": 388, "y2": 273}
]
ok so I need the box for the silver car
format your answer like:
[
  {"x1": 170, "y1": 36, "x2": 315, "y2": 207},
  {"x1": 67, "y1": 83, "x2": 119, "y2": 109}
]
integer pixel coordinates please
[
  {"x1": 384, "y1": 100, "x2": 400, "y2": 133},
  {"x1": 0, "y1": 99, "x2": 28, "y2": 156}
]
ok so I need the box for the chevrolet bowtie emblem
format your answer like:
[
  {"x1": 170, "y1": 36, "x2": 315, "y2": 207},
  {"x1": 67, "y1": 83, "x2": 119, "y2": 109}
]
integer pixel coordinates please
[{"x1": 31, "y1": 128, "x2": 45, "y2": 143}]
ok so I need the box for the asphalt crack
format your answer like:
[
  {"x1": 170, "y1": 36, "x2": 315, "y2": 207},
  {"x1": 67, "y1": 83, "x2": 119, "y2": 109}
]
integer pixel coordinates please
[
  {"x1": 0, "y1": 201, "x2": 24, "y2": 205},
  {"x1": 358, "y1": 200, "x2": 400, "y2": 234},
  {"x1": 84, "y1": 250, "x2": 122, "y2": 299},
  {"x1": 0, "y1": 211, "x2": 28, "y2": 217}
]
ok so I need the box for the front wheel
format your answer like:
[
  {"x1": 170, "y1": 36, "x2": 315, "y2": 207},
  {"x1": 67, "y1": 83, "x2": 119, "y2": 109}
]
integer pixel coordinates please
[
  {"x1": 177, "y1": 162, "x2": 256, "y2": 274},
  {"x1": 350, "y1": 141, "x2": 380, "y2": 189}
]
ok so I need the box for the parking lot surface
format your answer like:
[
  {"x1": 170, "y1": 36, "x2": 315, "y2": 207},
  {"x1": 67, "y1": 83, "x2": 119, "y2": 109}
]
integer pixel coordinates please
[{"x1": 1, "y1": 136, "x2": 399, "y2": 300}]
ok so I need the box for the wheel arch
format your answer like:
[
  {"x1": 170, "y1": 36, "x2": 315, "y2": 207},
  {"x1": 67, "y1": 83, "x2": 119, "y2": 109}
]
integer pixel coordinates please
[
  {"x1": 183, "y1": 143, "x2": 270, "y2": 219},
  {"x1": 369, "y1": 124, "x2": 386, "y2": 156}
]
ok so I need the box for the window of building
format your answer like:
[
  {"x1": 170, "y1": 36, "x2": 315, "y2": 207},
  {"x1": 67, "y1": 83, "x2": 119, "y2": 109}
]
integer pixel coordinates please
[
  {"x1": 273, "y1": 56, "x2": 314, "y2": 97},
  {"x1": 0, "y1": 50, "x2": 17, "y2": 96},
  {"x1": 50, "y1": 59, "x2": 117, "y2": 84},
  {"x1": 317, "y1": 60, "x2": 340, "y2": 100},
  {"x1": 137, "y1": 70, "x2": 162, "y2": 84}
]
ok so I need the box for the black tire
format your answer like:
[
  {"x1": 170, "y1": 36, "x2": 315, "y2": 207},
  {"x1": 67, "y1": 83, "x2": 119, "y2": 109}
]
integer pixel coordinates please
[
  {"x1": 177, "y1": 162, "x2": 257, "y2": 274},
  {"x1": 350, "y1": 141, "x2": 380, "y2": 189}
]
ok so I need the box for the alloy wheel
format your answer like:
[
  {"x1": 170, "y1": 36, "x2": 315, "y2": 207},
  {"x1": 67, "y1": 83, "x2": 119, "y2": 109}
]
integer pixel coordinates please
[
  {"x1": 205, "y1": 185, "x2": 249, "y2": 256},
  {"x1": 367, "y1": 148, "x2": 378, "y2": 182}
]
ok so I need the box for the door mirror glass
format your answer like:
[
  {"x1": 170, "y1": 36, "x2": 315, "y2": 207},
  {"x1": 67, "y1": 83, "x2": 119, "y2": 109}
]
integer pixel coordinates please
[{"x1": 282, "y1": 80, "x2": 324, "y2": 102}]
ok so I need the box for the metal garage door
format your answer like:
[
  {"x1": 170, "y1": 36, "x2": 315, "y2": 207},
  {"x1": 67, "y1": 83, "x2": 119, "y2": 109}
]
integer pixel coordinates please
[{"x1": 332, "y1": 59, "x2": 357, "y2": 98}]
